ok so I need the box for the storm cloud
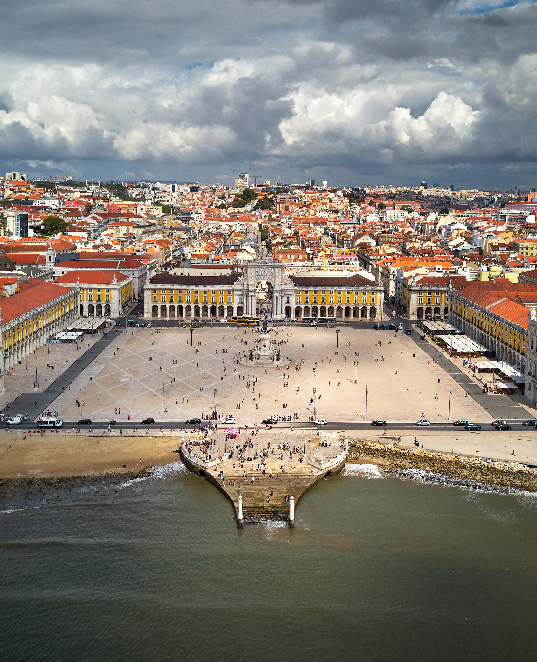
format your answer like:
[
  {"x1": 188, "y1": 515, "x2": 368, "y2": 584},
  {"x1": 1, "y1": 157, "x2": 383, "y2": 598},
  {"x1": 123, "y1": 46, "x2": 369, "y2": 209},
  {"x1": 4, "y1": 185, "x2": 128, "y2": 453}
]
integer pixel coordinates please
[{"x1": 1, "y1": 0, "x2": 537, "y2": 187}]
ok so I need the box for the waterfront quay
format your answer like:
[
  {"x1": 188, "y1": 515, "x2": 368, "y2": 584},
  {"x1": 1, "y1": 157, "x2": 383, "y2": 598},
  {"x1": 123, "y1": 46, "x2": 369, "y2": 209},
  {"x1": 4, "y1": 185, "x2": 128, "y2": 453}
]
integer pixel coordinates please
[{"x1": 180, "y1": 430, "x2": 347, "y2": 526}]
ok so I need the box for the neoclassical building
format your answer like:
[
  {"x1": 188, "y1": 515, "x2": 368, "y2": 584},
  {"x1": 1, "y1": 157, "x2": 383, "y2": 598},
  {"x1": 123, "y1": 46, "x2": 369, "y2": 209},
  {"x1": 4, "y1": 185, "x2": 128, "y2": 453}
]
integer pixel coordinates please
[
  {"x1": 1, "y1": 279, "x2": 79, "y2": 374},
  {"x1": 54, "y1": 270, "x2": 133, "y2": 318},
  {"x1": 144, "y1": 263, "x2": 384, "y2": 321},
  {"x1": 449, "y1": 281, "x2": 533, "y2": 371}
]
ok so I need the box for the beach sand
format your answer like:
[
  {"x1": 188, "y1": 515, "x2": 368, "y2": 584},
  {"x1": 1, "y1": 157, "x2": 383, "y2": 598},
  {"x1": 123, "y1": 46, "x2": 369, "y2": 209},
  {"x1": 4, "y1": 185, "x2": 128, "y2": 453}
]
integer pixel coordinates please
[{"x1": 1, "y1": 425, "x2": 536, "y2": 480}]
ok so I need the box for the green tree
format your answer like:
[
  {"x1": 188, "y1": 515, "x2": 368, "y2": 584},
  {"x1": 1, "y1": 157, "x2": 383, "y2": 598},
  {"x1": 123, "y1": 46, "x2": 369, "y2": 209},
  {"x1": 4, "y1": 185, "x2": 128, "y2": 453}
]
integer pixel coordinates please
[
  {"x1": 377, "y1": 202, "x2": 386, "y2": 211},
  {"x1": 400, "y1": 205, "x2": 414, "y2": 213},
  {"x1": 0, "y1": 211, "x2": 7, "y2": 235},
  {"x1": 231, "y1": 187, "x2": 259, "y2": 207},
  {"x1": 253, "y1": 195, "x2": 274, "y2": 211},
  {"x1": 41, "y1": 215, "x2": 70, "y2": 236},
  {"x1": 160, "y1": 204, "x2": 172, "y2": 214}
]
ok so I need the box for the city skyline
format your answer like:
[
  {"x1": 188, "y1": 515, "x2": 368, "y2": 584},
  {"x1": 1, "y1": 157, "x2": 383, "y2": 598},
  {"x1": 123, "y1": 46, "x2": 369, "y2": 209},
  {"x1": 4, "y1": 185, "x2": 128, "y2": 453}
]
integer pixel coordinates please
[{"x1": 1, "y1": 0, "x2": 537, "y2": 188}]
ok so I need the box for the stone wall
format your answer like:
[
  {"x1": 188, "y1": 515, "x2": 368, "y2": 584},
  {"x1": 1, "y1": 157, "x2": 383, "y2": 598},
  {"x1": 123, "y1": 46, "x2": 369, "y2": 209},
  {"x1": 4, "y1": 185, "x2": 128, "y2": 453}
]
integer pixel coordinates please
[{"x1": 347, "y1": 439, "x2": 537, "y2": 492}]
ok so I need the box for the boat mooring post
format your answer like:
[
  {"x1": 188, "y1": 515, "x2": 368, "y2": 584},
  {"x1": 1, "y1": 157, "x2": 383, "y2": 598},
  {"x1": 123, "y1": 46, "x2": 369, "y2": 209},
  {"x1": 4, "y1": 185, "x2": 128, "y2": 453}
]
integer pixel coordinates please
[
  {"x1": 237, "y1": 494, "x2": 244, "y2": 529},
  {"x1": 289, "y1": 496, "x2": 295, "y2": 528}
]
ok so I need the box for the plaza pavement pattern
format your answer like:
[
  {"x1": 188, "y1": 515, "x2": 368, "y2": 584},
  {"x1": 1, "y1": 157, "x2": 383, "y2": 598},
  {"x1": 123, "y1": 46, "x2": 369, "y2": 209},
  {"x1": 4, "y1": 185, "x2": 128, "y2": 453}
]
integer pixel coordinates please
[{"x1": 50, "y1": 325, "x2": 496, "y2": 425}]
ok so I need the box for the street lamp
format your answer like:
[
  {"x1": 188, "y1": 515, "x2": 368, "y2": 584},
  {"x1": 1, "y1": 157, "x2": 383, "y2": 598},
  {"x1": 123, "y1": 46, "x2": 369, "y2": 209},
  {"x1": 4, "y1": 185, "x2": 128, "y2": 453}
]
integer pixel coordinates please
[{"x1": 336, "y1": 328, "x2": 340, "y2": 348}]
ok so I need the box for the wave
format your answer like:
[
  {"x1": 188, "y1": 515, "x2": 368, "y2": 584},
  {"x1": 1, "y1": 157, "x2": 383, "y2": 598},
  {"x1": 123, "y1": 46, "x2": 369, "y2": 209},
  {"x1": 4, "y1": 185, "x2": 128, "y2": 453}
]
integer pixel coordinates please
[
  {"x1": 343, "y1": 463, "x2": 384, "y2": 479},
  {"x1": 118, "y1": 460, "x2": 186, "y2": 488},
  {"x1": 393, "y1": 467, "x2": 533, "y2": 496},
  {"x1": 150, "y1": 461, "x2": 187, "y2": 478}
]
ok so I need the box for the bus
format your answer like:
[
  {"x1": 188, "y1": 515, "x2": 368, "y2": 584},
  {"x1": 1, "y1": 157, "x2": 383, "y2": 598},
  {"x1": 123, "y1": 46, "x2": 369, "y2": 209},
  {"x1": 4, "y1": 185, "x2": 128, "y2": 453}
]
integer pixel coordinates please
[
  {"x1": 317, "y1": 317, "x2": 336, "y2": 325},
  {"x1": 230, "y1": 315, "x2": 260, "y2": 326},
  {"x1": 37, "y1": 417, "x2": 63, "y2": 428},
  {"x1": 301, "y1": 317, "x2": 317, "y2": 325}
]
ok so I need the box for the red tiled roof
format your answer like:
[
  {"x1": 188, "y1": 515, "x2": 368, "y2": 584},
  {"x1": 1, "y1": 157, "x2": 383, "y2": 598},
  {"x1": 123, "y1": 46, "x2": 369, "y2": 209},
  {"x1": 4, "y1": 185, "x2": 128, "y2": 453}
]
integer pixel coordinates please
[
  {"x1": 5, "y1": 253, "x2": 45, "y2": 265},
  {"x1": 0, "y1": 280, "x2": 75, "y2": 324},
  {"x1": 57, "y1": 259, "x2": 143, "y2": 270},
  {"x1": 488, "y1": 299, "x2": 530, "y2": 329},
  {"x1": 54, "y1": 270, "x2": 129, "y2": 285}
]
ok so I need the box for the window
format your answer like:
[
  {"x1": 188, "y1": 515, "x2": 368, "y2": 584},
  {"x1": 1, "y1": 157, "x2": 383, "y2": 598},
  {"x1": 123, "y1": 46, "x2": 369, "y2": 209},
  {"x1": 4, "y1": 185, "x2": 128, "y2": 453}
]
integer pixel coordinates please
[
  {"x1": 105, "y1": 290, "x2": 110, "y2": 302},
  {"x1": 88, "y1": 291, "x2": 93, "y2": 302},
  {"x1": 152, "y1": 290, "x2": 157, "y2": 302},
  {"x1": 160, "y1": 290, "x2": 165, "y2": 302}
]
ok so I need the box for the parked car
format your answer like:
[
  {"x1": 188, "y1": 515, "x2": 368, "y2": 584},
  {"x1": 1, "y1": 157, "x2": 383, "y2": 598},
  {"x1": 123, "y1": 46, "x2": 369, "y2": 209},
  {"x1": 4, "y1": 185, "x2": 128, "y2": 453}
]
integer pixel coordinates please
[
  {"x1": 186, "y1": 418, "x2": 201, "y2": 424},
  {"x1": 315, "y1": 419, "x2": 328, "y2": 425},
  {"x1": 404, "y1": 328, "x2": 412, "y2": 335},
  {"x1": 141, "y1": 417, "x2": 155, "y2": 425},
  {"x1": 109, "y1": 419, "x2": 117, "y2": 425},
  {"x1": 492, "y1": 419, "x2": 507, "y2": 426},
  {"x1": 373, "y1": 323, "x2": 380, "y2": 330},
  {"x1": 222, "y1": 415, "x2": 236, "y2": 424},
  {"x1": 415, "y1": 419, "x2": 430, "y2": 426},
  {"x1": 78, "y1": 418, "x2": 92, "y2": 425},
  {"x1": 522, "y1": 420, "x2": 537, "y2": 427},
  {"x1": 453, "y1": 419, "x2": 469, "y2": 426},
  {"x1": 262, "y1": 416, "x2": 278, "y2": 424},
  {"x1": 464, "y1": 423, "x2": 481, "y2": 431},
  {"x1": 493, "y1": 423, "x2": 512, "y2": 430},
  {"x1": 388, "y1": 323, "x2": 396, "y2": 330},
  {"x1": 6, "y1": 414, "x2": 28, "y2": 425},
  {"x1": 371, "y1": 419, "x2": 387, "y2": 426},
  {"x1": 397, "y1": 323, "x2": 403, "y2": 331}
]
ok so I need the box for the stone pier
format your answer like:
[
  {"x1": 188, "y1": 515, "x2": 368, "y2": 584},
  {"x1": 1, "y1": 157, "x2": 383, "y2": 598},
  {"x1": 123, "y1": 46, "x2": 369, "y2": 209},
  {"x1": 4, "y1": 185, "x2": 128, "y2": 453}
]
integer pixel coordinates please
[{"x1": 180, "y1": 431, "x2": 347, "y2": 526}]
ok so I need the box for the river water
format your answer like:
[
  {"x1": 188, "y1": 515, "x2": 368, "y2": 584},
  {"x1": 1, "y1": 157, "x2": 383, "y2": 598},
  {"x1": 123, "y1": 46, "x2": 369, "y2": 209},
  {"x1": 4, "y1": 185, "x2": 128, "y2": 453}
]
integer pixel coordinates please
[{"x1": 1, "y1": 462, "x2": 536, "y2": 661}]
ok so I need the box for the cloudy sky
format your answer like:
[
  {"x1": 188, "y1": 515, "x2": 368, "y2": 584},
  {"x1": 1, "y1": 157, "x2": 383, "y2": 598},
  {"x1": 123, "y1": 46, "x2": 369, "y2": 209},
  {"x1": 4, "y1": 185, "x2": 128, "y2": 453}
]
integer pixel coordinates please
[{"x1": 1, "y1": 0, "x2": 536, "y2": 188}]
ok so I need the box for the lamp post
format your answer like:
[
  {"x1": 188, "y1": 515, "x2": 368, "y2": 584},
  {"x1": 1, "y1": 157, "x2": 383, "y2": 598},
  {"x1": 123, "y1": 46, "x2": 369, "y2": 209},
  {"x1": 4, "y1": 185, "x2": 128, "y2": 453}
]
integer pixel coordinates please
[
  {"x1": 448, "y1": 391, "x2": 452, "y2": 421},
  {"x1": 336, "y1": 328, "x2": 340, "y2": 348},
  {"x1": 190, "y1": 324, "x2": 194, "y2": 347}
]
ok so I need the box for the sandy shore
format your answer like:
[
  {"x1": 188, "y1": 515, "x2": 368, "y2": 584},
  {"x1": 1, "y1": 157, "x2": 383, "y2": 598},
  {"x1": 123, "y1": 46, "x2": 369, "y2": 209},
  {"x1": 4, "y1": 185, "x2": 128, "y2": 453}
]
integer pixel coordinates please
[
  {"x1": 0, "y1": 431, "x2": 181, "y2": 478},
  {"x1": 1, "y1": 425, "x2": 537, "y2": 482}
]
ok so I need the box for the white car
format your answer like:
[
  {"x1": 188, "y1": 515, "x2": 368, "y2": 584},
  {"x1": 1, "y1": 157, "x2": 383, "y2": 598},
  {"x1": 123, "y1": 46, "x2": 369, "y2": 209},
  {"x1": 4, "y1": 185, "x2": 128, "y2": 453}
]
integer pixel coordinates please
[
  {"x1": 222, "y1": 415, "x2": 236, "y2": 424},
  {"x1": 6, "y1": 414, "x2": 28, "y2": 425},
  {"x1": 415, "y1": 419, "x2": 431, "y2": 426},
  {"x1": 315, "y1": 419, "x2": 328, "y2": 425}
]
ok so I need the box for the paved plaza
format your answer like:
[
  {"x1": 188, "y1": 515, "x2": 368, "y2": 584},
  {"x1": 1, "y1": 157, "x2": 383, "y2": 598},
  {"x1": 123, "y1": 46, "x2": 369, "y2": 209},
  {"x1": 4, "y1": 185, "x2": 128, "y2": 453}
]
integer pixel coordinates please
[{"x1": 48, "y1": 324, "x2": 498, "y2": 425}]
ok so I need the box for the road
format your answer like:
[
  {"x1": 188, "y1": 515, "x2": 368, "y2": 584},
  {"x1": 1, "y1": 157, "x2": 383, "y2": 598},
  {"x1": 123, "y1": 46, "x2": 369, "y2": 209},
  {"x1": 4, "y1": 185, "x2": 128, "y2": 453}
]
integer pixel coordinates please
[{"x1": 5, "y1": 420, "x2": 534, "y2": 431}]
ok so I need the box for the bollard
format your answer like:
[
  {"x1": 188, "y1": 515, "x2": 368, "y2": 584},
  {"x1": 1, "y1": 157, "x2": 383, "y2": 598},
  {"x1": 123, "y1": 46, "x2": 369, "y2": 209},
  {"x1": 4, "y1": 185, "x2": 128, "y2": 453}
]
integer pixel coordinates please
[
  {"x1": 289, "y1": 496, "x2": 295, "y2": 528},
  {"x1": 237, "y1": 494, "x2": 244, "y2": 529}
]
